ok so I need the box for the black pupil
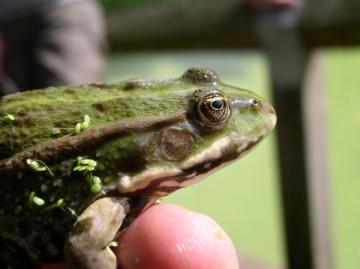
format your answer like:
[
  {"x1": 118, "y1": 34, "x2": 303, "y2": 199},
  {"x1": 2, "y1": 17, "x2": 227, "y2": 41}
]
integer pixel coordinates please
[{"x1": 211, "y1": 99, "x2": 223, "y2": 109}]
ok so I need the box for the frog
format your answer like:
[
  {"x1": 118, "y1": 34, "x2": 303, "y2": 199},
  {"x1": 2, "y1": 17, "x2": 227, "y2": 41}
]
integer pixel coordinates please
[{"x1": 0, "y1": 67, "x2": 276, "y2": 269}]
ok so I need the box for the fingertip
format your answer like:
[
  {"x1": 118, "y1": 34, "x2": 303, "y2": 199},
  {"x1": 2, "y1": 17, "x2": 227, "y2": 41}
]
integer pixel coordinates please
[{"x1": 115, "y1": 203, "x2": 239, "y2": 269}]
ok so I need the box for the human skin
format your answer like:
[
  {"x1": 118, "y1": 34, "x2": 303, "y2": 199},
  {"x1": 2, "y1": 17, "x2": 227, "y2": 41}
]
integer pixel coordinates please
[{"x1": 41, "y1": 204, "x2": 240, "y2": 269}]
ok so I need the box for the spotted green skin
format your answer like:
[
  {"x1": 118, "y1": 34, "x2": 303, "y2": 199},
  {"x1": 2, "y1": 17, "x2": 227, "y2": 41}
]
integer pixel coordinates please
[{"x1": 0, "y1": 68, "x2": 276, "y2": 268}]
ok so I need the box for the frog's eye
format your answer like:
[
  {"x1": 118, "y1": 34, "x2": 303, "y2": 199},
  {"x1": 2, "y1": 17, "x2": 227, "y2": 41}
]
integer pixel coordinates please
[{"x1": 197, "y1": 93, "x2": 231, "y2": 126}]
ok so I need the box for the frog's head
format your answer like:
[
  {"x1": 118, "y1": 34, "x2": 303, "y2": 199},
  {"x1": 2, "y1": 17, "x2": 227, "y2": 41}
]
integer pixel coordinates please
[{"x1": 115, "y1": 67, "x2": 276, "y2": 198}]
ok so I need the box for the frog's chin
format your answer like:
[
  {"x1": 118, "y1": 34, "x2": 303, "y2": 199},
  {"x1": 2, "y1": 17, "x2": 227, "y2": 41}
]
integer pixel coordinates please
[{"x1": 116, "y1": 132, "x2": 263, "y2": 197}]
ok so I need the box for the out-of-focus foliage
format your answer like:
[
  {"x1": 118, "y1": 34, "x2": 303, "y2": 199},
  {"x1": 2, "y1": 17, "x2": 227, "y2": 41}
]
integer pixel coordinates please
[{"x1": 99, "y1": 0, "x2": 180, "y2": 9}]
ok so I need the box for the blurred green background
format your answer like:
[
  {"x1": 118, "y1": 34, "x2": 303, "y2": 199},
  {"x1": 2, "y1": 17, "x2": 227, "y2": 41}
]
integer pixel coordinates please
[{"x1": 105, "y1": 49, "x2": 360, "y2": 269}]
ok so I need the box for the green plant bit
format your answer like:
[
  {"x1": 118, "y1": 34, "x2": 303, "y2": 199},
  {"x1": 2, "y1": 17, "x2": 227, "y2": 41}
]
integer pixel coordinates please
[
  {"x1": 73, "y1": 157, "x2": 97, "y2": 172},
  {"x1": 2, "y1": 114, "x2": 15, "y2": 124},
  {"x1": 28, "y1": 192, "x2": 45, "y2": 208},
  {"x1": 75, "y1": 114, "x2": 91, "y2": 134},
  {"x1": 56, "y1": 198, "x2": 64, "y2": 207},
  {"x1": 2, "y1": 114, "x2": 16, "y2": 133},
  {"x1": 45, "y1": 198, "x2": 65, "y2": 211},
  {"x1": 26, "y1": 159, "x2": 54, "y2": 176},
  {"x1": 73, "y1": 157, "x2": 102, "y2": 193},
  {"x1": 90, "y1": 176, "x2": 102, "y2": 193}
]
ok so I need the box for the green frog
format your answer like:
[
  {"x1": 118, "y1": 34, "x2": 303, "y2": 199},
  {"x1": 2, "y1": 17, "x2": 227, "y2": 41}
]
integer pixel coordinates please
[{"x1": 0, "y1": 67, "x2": 276, "y2": 269}]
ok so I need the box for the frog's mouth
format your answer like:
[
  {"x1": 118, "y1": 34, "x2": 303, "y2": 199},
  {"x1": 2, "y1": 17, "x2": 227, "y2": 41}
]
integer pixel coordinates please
[{"x1": 117, "y1": 132, "x2": 264, "y2": 197}]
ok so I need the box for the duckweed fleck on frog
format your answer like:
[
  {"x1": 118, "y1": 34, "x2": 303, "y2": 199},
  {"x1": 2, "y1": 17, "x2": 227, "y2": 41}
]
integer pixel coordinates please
[{"x1": 0, "y1": 67, "x2": 276, "y2": 269}]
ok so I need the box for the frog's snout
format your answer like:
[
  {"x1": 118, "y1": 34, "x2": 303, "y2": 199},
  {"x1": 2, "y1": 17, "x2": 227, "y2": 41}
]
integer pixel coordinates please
[
  {"x1": 265, "y1": 102, "x2": 277, "y2": 130},
  {"x1": 267, "y1": 102, "x2": 276, "y2": 116},
  {"x1": 232, "y1": 97, "x2": 277, "y2": 130}
]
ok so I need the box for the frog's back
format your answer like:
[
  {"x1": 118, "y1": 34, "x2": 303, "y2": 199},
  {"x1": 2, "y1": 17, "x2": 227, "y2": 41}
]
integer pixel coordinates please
[{"x1": 0, "y1": 79, "x2": 191, "y2": 160}]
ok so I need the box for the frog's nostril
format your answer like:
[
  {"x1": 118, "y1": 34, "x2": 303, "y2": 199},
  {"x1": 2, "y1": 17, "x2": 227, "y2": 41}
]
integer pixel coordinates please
[{"x1": 250, "y1": 99, "x2": 261, "y2": 112}]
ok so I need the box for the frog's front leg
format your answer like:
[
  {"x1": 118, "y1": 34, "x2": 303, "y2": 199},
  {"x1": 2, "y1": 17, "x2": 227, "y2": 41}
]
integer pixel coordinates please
[{"x1": 64, "y1": 197, "x2": 129, "y2": 269}]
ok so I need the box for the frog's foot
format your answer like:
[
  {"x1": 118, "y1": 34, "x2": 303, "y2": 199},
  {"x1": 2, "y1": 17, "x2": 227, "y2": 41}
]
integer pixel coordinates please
[{"x1": 64, "y1": 197, "x2": 129, "y2": 269}]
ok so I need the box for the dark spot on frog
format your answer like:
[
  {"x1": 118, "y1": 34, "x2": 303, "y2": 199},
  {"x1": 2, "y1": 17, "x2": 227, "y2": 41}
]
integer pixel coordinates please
[
  {"x1": 71, "y1": 217, "x2": 93, "y2": 236},
  {"x1": 182, "y1": 67, "x2": 219, "y2": 84},
  {"x1": 92, "y1": 101, "x2": 109, "y2": 112},
  {"x1": 160, "y1": 127, "x2": 193, "y2": 161},
  {"x1": 123, "y1": 80, "x2": 150, "y2": 91},
  {"x1": 54, "y1": 117, "x2": 81, "y2": 128},
  {"x1": 54, "y1": 108, "x2": 84, "y2": 127},
  {"x1": 124, "y1": 82, "x2": 138, "y2": 91},
  {"x1": 88, "y1": 83, "x2": 110, "y2": 89},
  {"x1": 110, "y1": 218, "x2": 118, "y2": 228},
  {"x1": 63, "y1": 88, "x2": 75, "y2": 94},
  {"x1": 13, "y1": 112, "x2": 37, "y2": 127}
]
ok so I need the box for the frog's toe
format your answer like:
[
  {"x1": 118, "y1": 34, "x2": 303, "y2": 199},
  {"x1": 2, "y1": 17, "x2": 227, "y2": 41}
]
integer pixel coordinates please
[
  {"x1": 65, "y1": 244, "x2": 117, "y2": 269},
  {"x1": 64, "y1": 197, "x2": 129, "y2": 269}
]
